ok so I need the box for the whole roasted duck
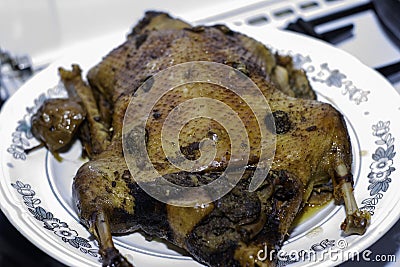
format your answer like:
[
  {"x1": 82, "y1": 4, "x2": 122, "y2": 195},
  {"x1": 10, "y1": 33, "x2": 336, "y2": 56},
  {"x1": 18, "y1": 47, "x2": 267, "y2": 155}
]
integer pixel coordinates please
[{"x1": 31, "y1": 12, "x2": 370, "y2": 267}]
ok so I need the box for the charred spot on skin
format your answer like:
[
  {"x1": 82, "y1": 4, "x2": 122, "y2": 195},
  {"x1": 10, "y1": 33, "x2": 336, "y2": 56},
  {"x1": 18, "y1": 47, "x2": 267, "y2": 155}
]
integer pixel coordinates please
[
  {"x1": 185, "y1": 26, "x2": 205, "y2": 33},
  {"x1": 105, "y1": 185, "x2": 112, "y2": 194},
  {"x1": 216, "y1": 188, "x2": 261, "y2": 225},
  {"x1": 273, "y1": 110, "x2": 291, "y2": 134},
  {"x1": 122, "y1": 170, "x2": 132, "y2": 182},
  {"x1": 186, "y1": 215, "x2": 244, "y2": 267},
  {"x1": 152, "y1": 109, "x2": 162, "y2": 120},
  {"x1": 128, "y1": 11, "x2": 167, "y2": 37},
  {"x1": 273, "y1": 184, "x2": 295, "y2": 201},
  {"x1": 214, "y1": 24, "x2": 234, "y2": 35},
  {"x1": 127, "y1": 182, "x2": 171, "y2": 236},
  {"x1": 231, "y1": 62, "x2": 250, "y2": 77},
  {"x1": 180, "y1": 142, "x2": 200, "y2": 160},
  {"x1": 163, "y1": 171, "x2": 221, "y2": 187},
  {"x1": 266, "y1": 170, "x2": 297, "y2": 201},
  {"x1": 306, "y1": 125, "x2": 317, "y2": 132},
  {"x1": 135, "y1": 33, "x2": 148, "y2": 49},
  {"x1": 145, "y1": 128, "x2": 149, "y2": 144}
]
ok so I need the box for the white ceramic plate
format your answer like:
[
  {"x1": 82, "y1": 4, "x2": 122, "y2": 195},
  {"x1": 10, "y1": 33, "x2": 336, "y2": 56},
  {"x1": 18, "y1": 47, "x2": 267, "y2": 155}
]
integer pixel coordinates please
[{"x1": 1, "y1": 25, "x2": 400, "y2": 267}]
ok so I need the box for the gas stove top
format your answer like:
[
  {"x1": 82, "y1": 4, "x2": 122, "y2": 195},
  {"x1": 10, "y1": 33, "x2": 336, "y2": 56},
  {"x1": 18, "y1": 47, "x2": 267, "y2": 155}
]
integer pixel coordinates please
[
  {"x1": 1, "y1": 1, "x2": 399, "y2": 266},
  {"x1": 191, "y1": 0, "x2": 400, "y2": 87}
]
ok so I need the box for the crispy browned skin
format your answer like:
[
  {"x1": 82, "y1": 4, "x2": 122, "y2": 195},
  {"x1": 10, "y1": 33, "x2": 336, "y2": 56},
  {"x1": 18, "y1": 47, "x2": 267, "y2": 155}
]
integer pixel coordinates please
[{"x1": 44, "y1": 12, "x2": 369, "y2": 267}]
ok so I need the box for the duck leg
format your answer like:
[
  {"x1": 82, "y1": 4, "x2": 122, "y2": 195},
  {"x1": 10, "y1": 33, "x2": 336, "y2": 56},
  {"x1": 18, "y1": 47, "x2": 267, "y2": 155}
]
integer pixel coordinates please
[
  {"x1": 335, "y1": 164, "x2": 371, "y2": 235},
  {"x1": 92, "y1": 210, "x2": 133, "y2": 267}
]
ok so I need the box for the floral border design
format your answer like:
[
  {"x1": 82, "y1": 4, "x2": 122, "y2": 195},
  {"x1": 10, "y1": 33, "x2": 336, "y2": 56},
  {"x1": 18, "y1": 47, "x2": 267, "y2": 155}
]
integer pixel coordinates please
[
  {"x1": 291, "y1": 53, "x2": 370, "y2": 105},
  {"x1": 7, "y1": 84, "x2": 67, "y2": 160},
  {"x1": 11, "y1": 180, "x2": 99, "y2": 258},
  {"x1": 360, "y1": 121, "x2": 396, "y2": 215}
]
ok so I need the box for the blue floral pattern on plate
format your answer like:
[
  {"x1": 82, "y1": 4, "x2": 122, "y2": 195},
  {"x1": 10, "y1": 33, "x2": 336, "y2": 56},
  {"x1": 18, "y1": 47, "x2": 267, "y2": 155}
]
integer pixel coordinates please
[
  {"x1": 11, "y1": 180, "x2": 99, "y2": 258},
  {"x1": 292, "y1": 54, "x2": 370, "y2": 105},
  {"x1": 360, "y1": 121, "x2": 396, "y2": 215}
]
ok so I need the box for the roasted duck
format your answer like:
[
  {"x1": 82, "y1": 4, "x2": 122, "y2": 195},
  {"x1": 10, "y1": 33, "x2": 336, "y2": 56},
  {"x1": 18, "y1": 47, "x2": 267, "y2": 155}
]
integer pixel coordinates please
[{"x1": 31, "y1": 12, "x2": 370, "y2": 267}]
